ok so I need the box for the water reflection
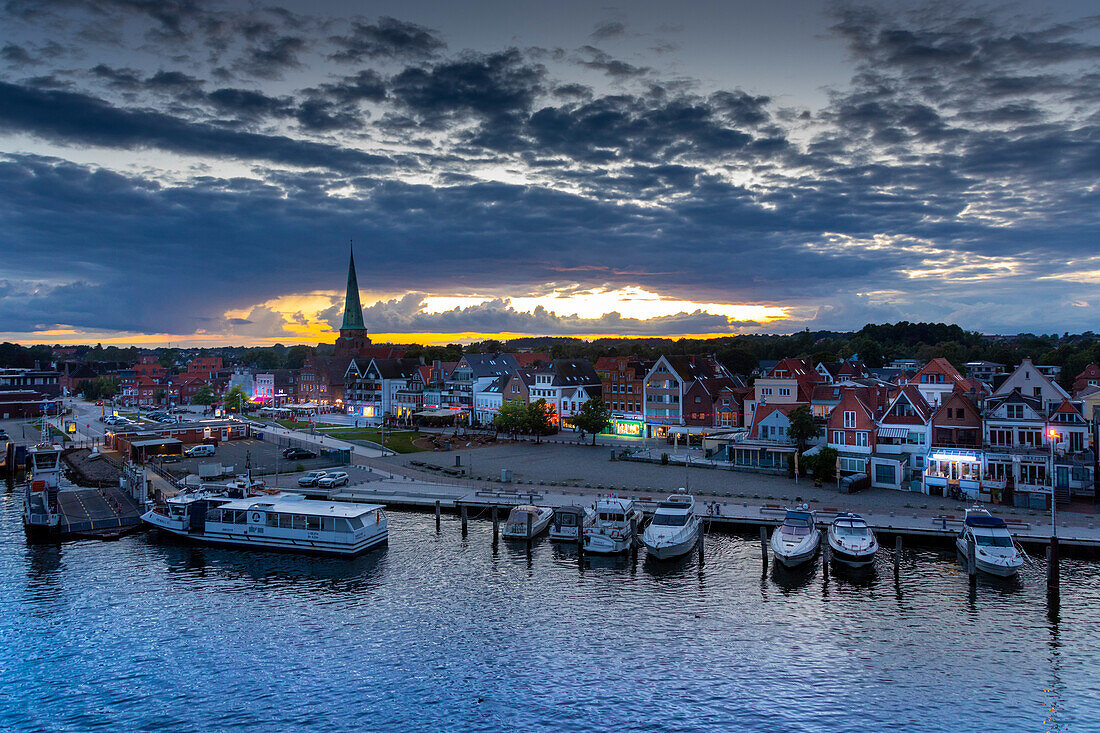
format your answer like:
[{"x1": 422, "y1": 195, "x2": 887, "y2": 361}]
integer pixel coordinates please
[{"x1": 770, "y1": 558, "x2": 819, "y2": 593}]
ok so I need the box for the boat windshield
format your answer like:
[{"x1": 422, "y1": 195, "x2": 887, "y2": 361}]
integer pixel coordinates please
[
  {"x1": 651, "y1": 513, "x2": 690, "y2": 526},
  {"x1": 975, "y1": 534, "x2": 1014, "y2": 547},
  {"x1": 781, "y1": 525, "x2": 811, "y2": 537},
  {"x1": 834, "y1": 525, "x2": 870, "y2": 538}
]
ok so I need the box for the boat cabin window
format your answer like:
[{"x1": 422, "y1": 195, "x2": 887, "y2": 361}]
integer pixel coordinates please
[
  {"x1": 306, "y1": 516, "x2": 322, "y2": 531},
  {"x1": 169, "y1": 506, "x2": 186, "y2": 518},
  {"x1": 781, "y1": 524, "x2": 811, "y2": 536},
  {"x1": 33, "y1": 453, "x2": 59, "y2": 470},
  {"x1": 651, "y1": 513, "x2": 690, "y2": 526},
  {"x1": 333, "y1": 518, "x2": 351, "y2": 533},
  {"x1": 267, "y1": 513, "x2": 280, "y2": 528},
  {"x1": 558, "y1": 513, "x2": 576, "y2": 526},
  {"x1": 348, "y1": 516, "x2": 364, "y2": 530},
  {"x1": 293, "y1": 515, "x2": 307, "y2": 530},
  {"x1": 834, "y1": 524, "x2": 870, "y2": 537},
  {"x1": 975, "y1": 534, "x2": 1014, "y2": 547},
  {"x1": 600, "y1": 512, "x2": 625, "y2": 523}
]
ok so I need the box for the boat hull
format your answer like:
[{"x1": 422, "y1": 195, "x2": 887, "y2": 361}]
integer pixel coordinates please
[
  {"x1": 955, "y1": 539, "x2": 1021, "y2": 577},
  {"x1": 501, "y1": 514, "x2": 552, "y2": 539},
  {"x1": 828, "y1": 541, "x2": 877, "y2": 568},
  {"x1": 584, "y1": 533, "x2": 631, "y2": 555},
  {"x1": 643, "y1": 527, "x2": 700, "y2": 560},
  {"x1": 142, "y1": 512, "x2": 387, "y2": 557},
  {"x1": 771, "y1": 532, "x2": 820, "y2": 568}
]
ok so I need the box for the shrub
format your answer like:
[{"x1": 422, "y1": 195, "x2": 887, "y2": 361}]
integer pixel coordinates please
[{"x1": 661, "y1": 453, "x2": 669, "y2": 465}]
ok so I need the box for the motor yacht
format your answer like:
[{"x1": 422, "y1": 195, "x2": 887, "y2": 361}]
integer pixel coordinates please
[
  {"x1": 583, "y1": 497, "x2": 644, "y2": 555},
  {"x1": 641, "y1": 491, "x2": 701, "y2": 560},
  {"x1": 956, "y1": 506, "x2": 1024, "y2": 577},
  {"x1": 548, "y1": 504, "x2": 596, "y2": 542},
  {"x1": 827, "y1": 512, "x2": 878, "y2": 568},
  {"x1": 501, "y1": 505, "x2": 554, "y2": 539},
  {"x1": 769, "y1": 508, "x2": 821, "y2": 568}
]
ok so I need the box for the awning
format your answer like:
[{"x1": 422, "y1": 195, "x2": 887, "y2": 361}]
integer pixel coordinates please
[
  {"x1": 802, "y1": 443, "x2": 825, "y2": 456},
  {"x1": 415, "y1": 408, "x2": 463, "y2": 418},
  {"x1": 877, "y1": 427, "x2": 909, "y2": 438}
]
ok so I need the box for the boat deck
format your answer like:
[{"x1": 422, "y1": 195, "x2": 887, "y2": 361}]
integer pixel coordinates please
[{"x1": 54, "y1": 487, "x2": 143, "y2": 537}]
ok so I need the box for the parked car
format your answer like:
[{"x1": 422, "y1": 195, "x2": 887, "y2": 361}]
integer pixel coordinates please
[
  {"x1": 297, "y1": 470, "x2": 329, "y2": 487},
  {"x1": 283, "y1": 448, "x2": 317, "y2": 460},
  {"x1": 316, "y1": 471, "x2": 349, "y2": 488},
  {"x1": 155, "y1": 453, "x2": 182, "y2": 463},
  {"x1": 185, "y1": 444, "x2": 216, "y2": 457}
]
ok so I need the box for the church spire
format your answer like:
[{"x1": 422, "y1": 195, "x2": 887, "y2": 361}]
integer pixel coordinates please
[{"x1": 340, "y1": 242, "x2": 365, "y2": 332}]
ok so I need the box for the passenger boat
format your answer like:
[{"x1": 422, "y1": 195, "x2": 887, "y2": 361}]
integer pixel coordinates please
[
  {"x1": 641, "y1": 491, "x2": 701, "y2": 560},
  {"x1": 769, "y1": 508, "x2": 821, "y2": 568},
  {"x1": 22, "y1": 443, "x2": 67, "y2": 538},
  {"x1": 583, "y1": 497, "x2": 644, "y2": 555},
  {"x1": 141, "y1": 490, "x2": 387, "y2": 556},
  {"x1": 548, "y1": 504, "x2": 596, "y2": 542},
  {"x1": 827, "y1": 513, "x2": 878, "y2": 568},
  {"x1": 501, "y1": 505, "x2": 554, "y2": 539},
  {"x1": 956, "y1": 506, "x2": 1024, "y2": 577}
]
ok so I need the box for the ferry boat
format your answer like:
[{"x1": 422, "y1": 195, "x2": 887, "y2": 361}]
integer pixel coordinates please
[
  {"x1": 641, "y1": 491, "x2": 701, "y2": 560},
  {"x1": 22, "y1": 443, "x2": 67, "y2": 539},
  {"x1": 956, "y1": 506, "x2": 1024, "y2": 577},
  {"x1": 770, "y1": 508, "x2": 821, "y2": 568},
  {"x1": 142, "y1": 490, "x2": 387, "y2": 556},
  {"x1": 827, "y1": 513, "x2": 878, "y2": 568},
  {"x1": 548, "y1": 504, "x2": 596, "y2": 542},
  {"x1": 501, "y1": 505, "x2": 553, "y2": 539},
  {"x1": 583, "y1": 497, "x2": 644, "y2": 555}
]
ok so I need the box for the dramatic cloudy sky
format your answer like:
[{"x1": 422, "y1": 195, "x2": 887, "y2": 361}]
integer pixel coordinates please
[{"x1": 1, "y1": 0, "x2": 1098, "y2": 345}]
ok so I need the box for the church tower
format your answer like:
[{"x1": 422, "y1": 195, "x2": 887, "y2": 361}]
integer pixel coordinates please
[{"x1": 334, "y1": 246, "x2": 372, "y2": 356}]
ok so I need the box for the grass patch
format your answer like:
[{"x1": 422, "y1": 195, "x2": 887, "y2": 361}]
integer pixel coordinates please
[
  {"x1": 276, "y1": 419, "x2": 340, "y2": 430},
  {"x1": 323, "y1": 428, "x2": 424, "y2": 454}
]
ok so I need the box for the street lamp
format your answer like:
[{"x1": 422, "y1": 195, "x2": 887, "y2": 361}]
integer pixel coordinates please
[{"x1": 1047, "y1": 427, "x2": 1060, "y2": 538}]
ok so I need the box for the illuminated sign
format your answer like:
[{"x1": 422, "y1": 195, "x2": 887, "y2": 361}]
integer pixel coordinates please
[{"x1": 614, "y1": 420, "x2": 644, "y2": 437}]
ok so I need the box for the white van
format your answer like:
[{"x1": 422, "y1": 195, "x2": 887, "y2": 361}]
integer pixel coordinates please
[{"x1": 186, "y1": 444, "x2": 216, "y2": 457}]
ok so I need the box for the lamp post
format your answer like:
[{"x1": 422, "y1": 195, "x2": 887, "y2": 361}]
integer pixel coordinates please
[{"x1": 1047, "y1": 428, "x2": 1059, "y2": 538}]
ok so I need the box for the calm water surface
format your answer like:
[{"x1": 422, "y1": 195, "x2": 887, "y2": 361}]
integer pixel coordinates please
[{"x1": 1, "y1": 489, "x2": 1096, "y2": 732}]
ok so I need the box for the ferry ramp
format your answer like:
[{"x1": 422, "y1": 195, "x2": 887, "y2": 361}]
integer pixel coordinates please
[{"x1": 56, "y1": 487, "x2": 143, "y2": 536}]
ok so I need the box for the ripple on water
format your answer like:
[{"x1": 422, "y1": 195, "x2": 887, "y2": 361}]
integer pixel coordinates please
[{"x1": 0, "y1": 498, "x2": 1095, "y2": 732}]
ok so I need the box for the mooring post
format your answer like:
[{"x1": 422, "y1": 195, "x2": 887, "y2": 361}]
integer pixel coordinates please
[
  {"x1": 630, "y1": 516, "x2": 639, "y2": 560},
  {"x1": 894, "y1": 535, "x2": 902, "y2": 574},
  {"x1": 461, "y1": 504, "x2": 468, "y2": 536},
  {"x1": 526, "y1": 512, "x2": 533, "y2": 549},
  {"x1": 435, "y1": 500, "x2": 441, "y2": 532},
  {"x1": 967, "y1": 534, "x2": 977, "y2": 587},
  {"x1": 822, "y1": 542, "x2": 830, "y2": 576},
  {"x1": 697, "y1": 521, "x2": 704, "y2": 566},
  {"x1": 760, "y1": 526, "x2": 769, "y2": 568},
  {"x1": 577, "y1": 519, "x2": 585, "y2": 563},
  {"x1": 492, "y1": 505, "x2": 499, "y2": 546},
  {"x1": 1048, "y1": 537, "x2": 1060, "y2": 595}
]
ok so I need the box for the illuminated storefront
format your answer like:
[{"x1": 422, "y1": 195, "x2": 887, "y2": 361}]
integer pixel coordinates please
[{"x1": 613, "y1": 419, "x2": 644, "y2": 437}]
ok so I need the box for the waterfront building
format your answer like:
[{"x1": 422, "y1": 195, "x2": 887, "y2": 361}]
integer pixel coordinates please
[
  {"x1": 870, "y1": 386, "x2": 932, "y2": 491},
  {"x1": 825, "y1": 386, "x2": 891, "y2": 477},
  {"x1": 595, "y1": 355, "x2": 650, "y2": 429},
  {"x1": 741, "y1": 357, "x2": 821, "y2": 429},
  {"x1": 964, "y1": 360, "x2": 1006, "y2": 382},
  {"x1": 344, "y1": 357, "x2": 424, "y2": 424},
  {"x1": 445, "y1": 353, "x2": 521, "y2": 420},
  {"x1": 990, "y1": 357, "x2": 1070, "y2": 409},
  {"x1": 1071, "y1": 363, "x2": 1100, "y2": 396},
  {"x1": 910, "y1": 357, "x2": 967, "y2": 408},
  {"x1": 645, "y1": 355, "x2": 736, "y2": 440},
  {"x1": 528, "y1": 359, "x2": 602, "y2": 430}
]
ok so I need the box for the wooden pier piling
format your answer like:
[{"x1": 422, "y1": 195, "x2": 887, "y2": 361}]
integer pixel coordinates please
[
  {"x1": 894, "y1": 535, "x2": 902, "y2": 574},
  {"x1": 822, "y1": 542, "x2": 830, "y2": 576},
  {"x1": 630, "y1": 516, "x2": 638, "y2": 561},
  {"x1": 435, "y1": 500, "x2": 441, "y2": 532},
  {"x1": 492, "y1": 505, "x2": 499, "y2": 547},
  {"x1": 1048, "y1": 537, "x2": 1060, "y2": 595},
  {"x1": 461, "y1": 504, "x2": 468, "y2": 536},
  {"x1": 697, "y1": 522, "x2": 704, "y2": 566},
  {"x1": 967, "y1": 535, "x2": 977, "y2": 587},
  {"x1": 526, "y1": 512, "x2": 533, "y2": 550},
  {"x1": 760, "y1": 526, "x2": 769, "y2": 568}
]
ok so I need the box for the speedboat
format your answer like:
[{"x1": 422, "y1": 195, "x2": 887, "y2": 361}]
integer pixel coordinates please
[
  {"x1": 548, "y1": 504, "x2": 596, "y2": 542},
  {"x1": 501, "y1": 505, "x2": 554, "y2": 539},
  {"x1": 956, "y1": 506, "x2": 1024, "y2": 577},
  {"x1": 770, "y1": 508, "x2": 820, "y2": 568},
  {"x1": 642, "y1": 491, "x2": 701, "y2": 560},
  {"x1": 584, "y1": 497, "x2": 644, "y2": 554},
  {"x1": 142, "y1": 490, "x2": 387, "y2": 556},
  {"x1": 827, "y1": 513, "x2": 878, "y2": 568}
]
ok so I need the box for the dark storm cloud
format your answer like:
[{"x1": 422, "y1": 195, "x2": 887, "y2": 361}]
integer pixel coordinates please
[
  {"x1": 1, "y1": 43, "x2": 35, "y2": 66},
  {"x1": 590, "y1": 21, "x2": 627, "y2": 41},
  {"x1": 329, "y1": 17, "x2": 445, "y2": 62},
  {"x1": 236, "y1": 34, "x2": 307, "y2": 79},
  {"x1": 574, "y1": 46, "x2": 650, "y2": 78},
  {"x1": 0, "y1": 82, "x2": 392, "y2": 171}
]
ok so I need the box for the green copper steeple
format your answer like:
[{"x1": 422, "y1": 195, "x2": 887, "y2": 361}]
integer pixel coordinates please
[{"x1": 340, "y1": 245, "x2": 365, "y2": 331}]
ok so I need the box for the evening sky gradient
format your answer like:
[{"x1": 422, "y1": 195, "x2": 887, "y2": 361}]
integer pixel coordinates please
[{"x1": 1, "y1": 0, "x2": 1098, "y2": 345}]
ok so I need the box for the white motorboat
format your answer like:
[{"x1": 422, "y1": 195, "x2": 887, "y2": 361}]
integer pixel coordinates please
[
  {"x1": 501, "y1": 505, "x2": 554, "y2": 539},
  {"x1": 956, "y1": 506, "x2": 1024, "y2": 577},
  {"x1": 642, "y1": 491, "x2": 701, "y2": 560},
  {"x1": 584, "y1": 497, "x2": 644, "y2": 555},
  {"x1": 142, "y1": 490, "x2": 387, "y2": 556},
  {"x1": 827, "y1": 513, "x2": 878, "y2": 568},
  {"x1": 770, "y1": 508, "x2": 821, "y2": 568},
  {"x1": 548, "y1": 504, "x2": 596, "y2": 542}
]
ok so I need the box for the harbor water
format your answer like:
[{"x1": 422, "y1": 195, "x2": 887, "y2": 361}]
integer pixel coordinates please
[{"x1": 1, "y1": 489, "x2": 1096, "y2": 732}]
